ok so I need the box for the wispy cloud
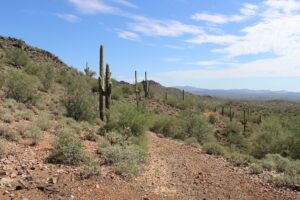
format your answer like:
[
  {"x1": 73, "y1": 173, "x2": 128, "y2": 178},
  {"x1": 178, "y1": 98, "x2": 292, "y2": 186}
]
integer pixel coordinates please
[
  {"x1": 55, "y1": 13, "x2": 80, "y2": 22},
  {"x1": 164, "y1": 57, "x2": 182, "y2": 62},
  {"x1": 116, "y1": 30, "x2": 140, "y2": 41},
  {"x1": 191, "y1": 3, "x2": 258, "y2": 24},
  {"x1": 68, "y1": 0, "x2": 120, "y2": 14},
  {"x1": 128, "y1": 16, "x2": 203, "y2": 37},
  {"x1": 111, "y1": 0, "x2": 138, "y2": 9}
]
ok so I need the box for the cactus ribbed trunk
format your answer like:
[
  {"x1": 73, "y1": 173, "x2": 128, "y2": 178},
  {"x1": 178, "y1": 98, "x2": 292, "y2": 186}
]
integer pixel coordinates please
[
  {"x1": 182, "y1": 90, "x2": 185, "y2": 101},
  {"x1": 221, "y1": 106, "x2": 224, "y2": 116},
  {"x1": 135, "y1": 70, "x2": 140, "y2": 110},
  {"x1": 143, "y1": 71, "x2": 149, "y2": 98},
  {"x1": 165, "y1": 92, "x2": 168, "y2": 100},
  {"x1": 240, "y1": 110, "x2": 248, "y2": 134},
  {"x1": 105, "y1": 64, "x2": 111, "y2": 109},
  {"x1": 229, "y1": 107, "x2": 234, "y2": 122},
  {"x1": 99, "y1": 45, "x2": 105, "y2": 121}
]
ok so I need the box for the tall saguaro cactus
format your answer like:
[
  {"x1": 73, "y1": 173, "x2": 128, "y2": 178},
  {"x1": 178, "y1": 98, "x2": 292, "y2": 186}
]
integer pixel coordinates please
[
  {"x1": 221, "y1": 106, "x2": 225, "y2": 116},
  {"x1": 229, "y1": 106, "x2": 235, "y2": 122},
  {"x1": 182, "y1": 90, "x2": 185, "y2": 101},
  {"x1": 142, "y1": 71, "x2": 149, "y2": 98},
  {"x1": 135, "y1": 70, "x2": 140, "y2": 110},
  {"x1": 240, "y1": 110, "x2": 248, "y2": 134},
  {"x1": 98, "y1": 45, "x2": 112, "y2": 121},
  {"x1": 99, "y1": 45, "x2": 105, "y2": 121}
]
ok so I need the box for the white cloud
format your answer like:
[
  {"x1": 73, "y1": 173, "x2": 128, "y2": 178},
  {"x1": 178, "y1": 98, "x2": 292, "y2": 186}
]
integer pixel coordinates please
[
  {"x1": 191, "y1": 3, "x2": 258, "y2": 24},
  {"x1": 158, "y1": 54, "x2": 300, "y2": 79},
  {"x1": 55, "y1": 13, "x2": 80, "y2": 22},
  {"x1": 186, "y1": 34, "x2": 238, "y2": 45},
  {"x1": 111, "y1": 0, "x2": 138, "y2": 9},
  {"x1": 128, "y1": 16, "x2": 203, "y2": 37},
  {"x1": 164, "y1": 57, "x2": 182, "y2": 62},
  {"x1": 117, "y1": 30, "x2": 140, "y2": 41},
  {"x1": 68, "y1": 0, "x2": 119, "y2": 14}
]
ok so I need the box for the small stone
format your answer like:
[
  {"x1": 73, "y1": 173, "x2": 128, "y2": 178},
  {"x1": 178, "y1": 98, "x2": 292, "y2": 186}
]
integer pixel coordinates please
[
  {"x1": 48, "y1": 177, "x2": 58, "y2": 184},
  {"x1": 95, "y1": 184, "x2": 100, "y2": 189}
]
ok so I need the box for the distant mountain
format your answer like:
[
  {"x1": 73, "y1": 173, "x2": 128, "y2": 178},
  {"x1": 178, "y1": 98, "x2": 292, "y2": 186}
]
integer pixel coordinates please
[{"x1": 175, "y1": 86, "x2": 300, "y2": 102}]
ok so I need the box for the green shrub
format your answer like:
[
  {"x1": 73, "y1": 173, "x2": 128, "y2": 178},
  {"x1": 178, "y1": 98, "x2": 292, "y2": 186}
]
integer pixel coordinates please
[
  {"x1": 180, "y1": 112, "x2": 215, "y2": 143},
  {"x1": 249, "y1": 163, "x2": 263, "y2": 174},
  {"x1": 269, "y1": 175, "x2": 300, "y2": 188},
  {"x1": 224, "y1": 122, "x2": 240, "y2": 135},
  {"x1": 226, "y1": 132, "x2": 249, "y2": 151},
  {"x1": 229, "y1": 152, "x2": 255, "y2": 166},
  {"x1": 47, "y1": 130, "x2": 87, "y2": 165},
  {"x1": 81, "y1": 160, "x2": 101, "y2": 179},
  {"x1": 0, "y1": 139, "x2": 6, "y2": 157},
  {"x1": 208, "y1": 114, "x2": 217, "y2": 124},
  {"x1": 263, "y1": 154, "x2": 291, "y2": 173},
  {"x1": 100, "y1": 145, "x2": 145, "y2": 179},
  {"x1": 5, "y1": 47, "x2": 30, "y2": 67},
  {"x1": 0, "y1": 113, "x2": 14, "y2": 123},
  {"x1": 203, "y1": 142, "x2": 226, "y2": 156},
  {"x1": 24, "y1": 64, "x2": 55, "y2": 90},
  {"x1": 35, "y1": 113, "x2": 52, "y2": 131},
  {"x1": 64, "y1": 76, "x2": 97, "y2": 122},
  {"x1": 106, "y1": 104, "x2": 147, "y2": 138},
  {"x1": 3, "y1": 70, "x2": 40, "y2": 103},
  {"x1": 184, "y1": 137, "x2": 200, "y2": 148},
  {"x1": 25, "y1": 125, "x2": 43, "y2": 145},
  {"x1": 150, "y1": 115, "x2": 180, "y2": 138},
  {"x1": 0, "y1": 126, "x2": 20, "y2": 142},
  {"x1": 251, "y1": 117, "x2": 289, "y2": 159}
]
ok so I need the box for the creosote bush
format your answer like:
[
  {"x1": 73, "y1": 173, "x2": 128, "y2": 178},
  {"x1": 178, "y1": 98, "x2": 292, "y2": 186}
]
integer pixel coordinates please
[
  {"x1": 0, "y1": 139, "x2": 7, "y2": 157},
  {"x1": 24, "y1": 64, "x2": 55, "y2": 90},
  {"x1": 100, "y1": 144, "x2": 145, "y2": 179},
  {"x1": 3, "y1": 70, "x2": 40, "y2": 103},
  {"x1": 202, "y1": 142, "x2": 226, "y2": 156},
  {"x1": 5, "y1": 47, "x2": 30, "y2": 67},
  {"x1": 150, "y1": 115, "x2": 180, "y2": 138},
  {"x1": 105, "y1": 104, "x2": 148, "y2": 138},
  {"x1": 47, "y1": 130, "x2": 87, "y2": 165},
  {"x1": 64, "y1": 76, "x2": 97, "y2": 122}
]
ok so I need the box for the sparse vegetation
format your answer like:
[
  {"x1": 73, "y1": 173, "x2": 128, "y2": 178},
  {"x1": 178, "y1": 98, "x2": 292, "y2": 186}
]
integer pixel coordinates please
[{"x1": 47, "y1": 130, "x2": 87, "y2": 165}]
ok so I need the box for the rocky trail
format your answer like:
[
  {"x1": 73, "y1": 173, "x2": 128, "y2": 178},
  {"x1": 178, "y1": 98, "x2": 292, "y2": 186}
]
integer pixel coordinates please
[{"x1": 0, "y1": 132, "x2": 299, "y2": 200}]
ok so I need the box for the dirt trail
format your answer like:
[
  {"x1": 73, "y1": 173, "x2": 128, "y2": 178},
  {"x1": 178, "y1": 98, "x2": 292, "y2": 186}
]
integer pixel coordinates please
[
  {"x1": 131, "y1": 133, "x2": 299, "y2": 200},
  {"x1": 1, "y1": 132, "x2": 299, "y2": 200}
]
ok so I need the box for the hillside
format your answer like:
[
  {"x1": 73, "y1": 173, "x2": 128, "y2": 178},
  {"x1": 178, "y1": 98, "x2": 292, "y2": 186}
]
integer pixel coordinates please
[
  {"x1": 0, "y1": 36, "x2": 299, "y2": 200},
  {"x1": 176, "y1": 86, "x2": 300, "y2": 102}
]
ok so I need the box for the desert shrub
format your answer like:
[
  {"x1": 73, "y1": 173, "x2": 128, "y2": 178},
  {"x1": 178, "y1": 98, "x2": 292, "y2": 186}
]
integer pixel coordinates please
[
  {"x1": 269, "y1": 175, "x2": 300, "y2": 188},
  {"x1": 0, "y1": 126, "x2": 20, "y2": 142},
  {"x1": 24, "y1": 64, "x2": 55, "y2": 90},
  {"x1": 64, "y1": 76, "x2": 97, "y2": 122},
  {"x1": 47, "y1": 130, "x2": 87, "y2": 165},
  {"x1": 121, "y1": 84, "x2": 133, "y2": 97},
  {"x1": 100, "y1": 145, "x2": 145, "y2": 178},
  {"x1": 84, "y1": 131, "x2": 99, "y2": 142},
  {"x1": 5, "y1": 47, "x2": 30, "y2": 67},
  {"x1": 150, "y1": 115, "x2": 180, "y2": 138},
  {"x1": 3, "y1": 70, "x2": 40, "y2": 103},
  {"x1": 180, "y1": 112, "x2": 215, "y2": 143},
  {"x1": 251, "y1": 117, "x2": 289, "y2": 159},
  {"x1": 0, "y1": 113, "x2": 14, "y2": 123},
  {"x1": 0, "y1": 139, "x2": 6, "y2": 157},
  {"x1": 263, "y1": 154, "x2": 291, "y2": 173},
  {"x1": 111, "y1": 87, "x2": 122, "y2": 100},
  {"x1": 184, "y1": 137, "x2": 200, "y2": 148},
  {"x1": 203, "y1": 142, "x2": 226, "y2": 156},
  {"x1": 224, "y1": 122, "x2": 240, "y2": 135},
  {"x1": 208, "y1": 114, "x2": 217, "y2": 124},
  {"x1": 81, "y1": 160, "x2": 101, "y2": 179},
  {"x1": 105, "y1": 104, "x2": 147, "y2": 138},
  {"x1": 226, "y1": 132, "x2": 250, "y2": 151},
  {"x1": 288, "y1": 132, "x2": 300, "y2": 160},
  {"x1": 35, "y1": 113, "x2": 52, "y2": 131},
  {"x1": 18, "y1": 110, "x2": 34, "y2": 121},
  {"x1": 229, "y1": 152, "x2": 255, "y2": 166},
  {"x1": 249, "y1": 163, "x2": 263, "y2": 174},
  {"x1": 3, "y1": 98, "x2": 18, "y2": 110},
  {"x1": 25, "y1": 125, "x2": 43, "y2": 145}
]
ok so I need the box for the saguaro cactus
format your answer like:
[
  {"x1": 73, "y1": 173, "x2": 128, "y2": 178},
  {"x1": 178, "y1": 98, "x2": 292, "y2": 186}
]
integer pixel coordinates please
[
  {"x1": 98, "y1": 45, "x2": 112, "y2": 121},
  {"x1": 135, "y1": 70, "x2": 140, "y2": 110},
  {"x1": 142, "y1": 72, "x2": 149, "y2": 98},
  {"x1": 182, "y1": 90, "x2": 185, "y2": 101},
  {"x1": 98, "y1": 45, "x2": 105, "y2": 121},
  {"x1": 240, "y1": 110, "x2": 248, "y2": 134},
  {"x1": 221, "y1": 106, "x2": 225, "y2": 116},
  {"x1": 165, "y1": 91, "x2": 168, "y2": 100},
  {"x1": 229, "y1": 106, "x2": 235, "y2": 122}
]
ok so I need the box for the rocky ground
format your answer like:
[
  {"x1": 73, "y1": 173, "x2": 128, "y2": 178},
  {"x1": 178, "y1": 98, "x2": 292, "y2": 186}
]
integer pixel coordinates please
[{"x1": 0, "y1": 132, "x2": 299, "y2": 200}]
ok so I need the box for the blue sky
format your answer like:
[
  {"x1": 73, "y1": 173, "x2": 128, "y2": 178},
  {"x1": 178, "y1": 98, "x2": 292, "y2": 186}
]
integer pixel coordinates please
[{"x1": 1, "y1": 0, "x2": 300, "y2": 92}]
